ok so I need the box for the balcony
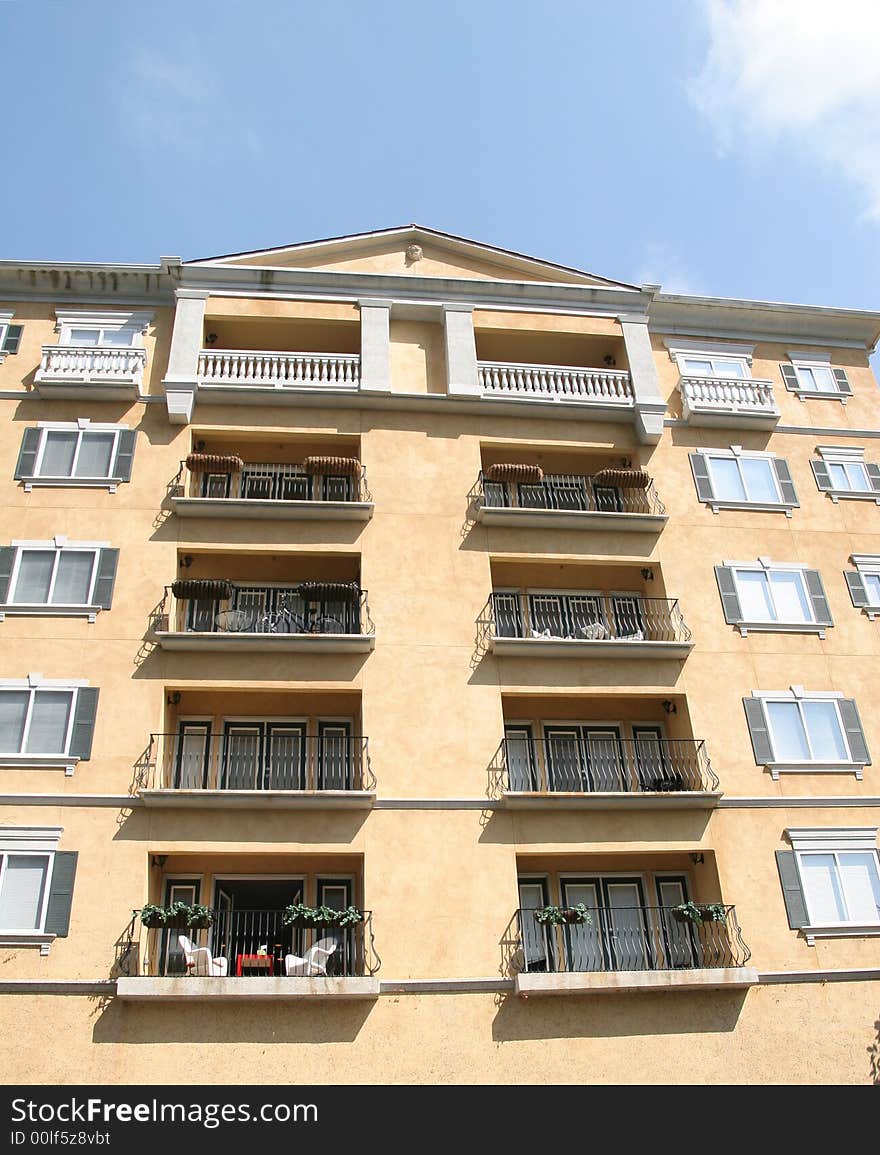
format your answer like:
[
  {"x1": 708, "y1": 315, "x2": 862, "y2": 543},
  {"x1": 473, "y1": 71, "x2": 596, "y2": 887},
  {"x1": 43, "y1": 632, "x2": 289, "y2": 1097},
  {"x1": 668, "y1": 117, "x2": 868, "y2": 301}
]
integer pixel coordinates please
[
  {"x1": 169, "y1": 453, "x2": 373, "y2": 521},
  {"x1": 197, "y1": 349, "x2": 360, "y2": 390},
  {"x1": 34, "y1": 344, "x2": 148, "y2": 400},
  {"x1": 478, "y1": 359, "x2": 634, "y2": 410},
  {"x1": 138, "y1": 730, "x2": 374, "y2": 809},
  {"x1": 474, "y1": 465, "x2": 666, "y2": 532},
  {"x1": 149, "y1": 580, "x2": 375, "y2": 653},
  {"x1": 679, "y1": 374, "x2": 780, "y2": 429},
  {"x1": 496, "y1": 735, "x2": 719, "y2": 809},
  {"x1": 512, "y1": 904, "x2": 756, "y2": 996},
  {"x1": 117, "y1": 906, "x2": 380, "y2": 1001},
  {"x1": 484, "y1": 590, "x2": 693, "y2": 658}
]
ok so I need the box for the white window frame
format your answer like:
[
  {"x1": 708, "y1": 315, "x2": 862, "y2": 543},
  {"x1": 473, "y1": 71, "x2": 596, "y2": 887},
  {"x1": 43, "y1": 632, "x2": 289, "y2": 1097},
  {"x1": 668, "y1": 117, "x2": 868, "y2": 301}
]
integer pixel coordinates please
[
  {"x1": 0, "y1": 310, "x2": 16, "y2": 364},
  {"x1": 0, "y1": 676, "x2": 88, "y2": 772},
  {"x1": 24, "y1": 420, "x2": 130, "y2": 493},
  {"x1": 787, "y1": 350, "x2": 845, "y2": 401},
  {"x1": 0, "y1": 826, "x2": 62, "y2": 950},
  {"x1": 723, "y1": 558, "x2": 826, "y2": 637},
  {"x1": 664, "y1": 338, "x2": 755, "y2": 380},
  {"x1": 750, "y1": 688, "x2": 864, "y2": 779},
  {"x1": 814, "y1": 445, "x2": 879, "y2": 504},
  {"x1": 54, "y1": 309, "x2": 151, "y2": 349},
  {"x1": 699, "y1": 446, "x2": 792, "y2": 515},
  {"x1": 0, "y1": 538, "x2": 110, "y2": 622},
  {"x1": 787, "y1": 828, "x2": 880, "y2": 943},
  {"x1": 849, "y1": 555, "x2": 880, "y2": 620}
]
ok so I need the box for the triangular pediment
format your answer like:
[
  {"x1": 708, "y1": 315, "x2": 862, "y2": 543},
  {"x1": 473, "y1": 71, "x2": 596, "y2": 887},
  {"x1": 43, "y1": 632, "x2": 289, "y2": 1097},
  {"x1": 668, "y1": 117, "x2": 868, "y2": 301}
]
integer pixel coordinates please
[{"x1": 188, "y1": 225, "x2": 636, "y2": 288}]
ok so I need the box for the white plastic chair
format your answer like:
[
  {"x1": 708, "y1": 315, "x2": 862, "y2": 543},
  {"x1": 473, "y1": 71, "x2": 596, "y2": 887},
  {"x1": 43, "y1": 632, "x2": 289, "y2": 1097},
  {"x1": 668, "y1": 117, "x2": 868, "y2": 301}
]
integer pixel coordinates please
[
  {"x1": 178, "y1": 934, "x2": 228, "y2": 976},
  {"x1": 284, "y1": 936, "x2": 337, "y2": 977}
]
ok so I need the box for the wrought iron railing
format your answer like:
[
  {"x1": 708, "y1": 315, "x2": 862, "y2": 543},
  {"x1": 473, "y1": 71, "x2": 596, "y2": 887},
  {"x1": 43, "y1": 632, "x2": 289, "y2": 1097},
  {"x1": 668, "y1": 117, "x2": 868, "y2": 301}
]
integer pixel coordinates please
[
  {"x1": 120, "y1": 908, "x2": 380, "y2": 978},
  {"x1": 499, "y1": 736, "x2": 718, "y2": 793},
  {"x1": 515, "y1": 905, "x2": 750, "y2": 973},
  {"x1": 169, "y1": 461, "x2": 372, "y2": 503},
  {"x1": 142, "y1": 732, "x2": 374, "y2": 792},
  {"x1": 478, "y1": 360, "x2": 633, "y2": 403},
  {"x1": 485, "y1": 591, "x2": 691, "y2": 644},
  {"x1": 150, "y1": 585, "x2": 374, "y2": 637},
  {"x1": 476, "y1": 470, "x2": 665, "y2": 516},
  {"x1": 198, "y1": 349, "x2": 360, "y2": 387}
]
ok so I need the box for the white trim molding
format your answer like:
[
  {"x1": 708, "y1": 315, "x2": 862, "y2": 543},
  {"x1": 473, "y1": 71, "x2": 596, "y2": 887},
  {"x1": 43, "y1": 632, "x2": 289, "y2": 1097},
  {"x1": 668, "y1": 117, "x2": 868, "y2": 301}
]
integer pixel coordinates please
[{"x1": 663, "y1": 337, "x2": 755, "y2": 365}]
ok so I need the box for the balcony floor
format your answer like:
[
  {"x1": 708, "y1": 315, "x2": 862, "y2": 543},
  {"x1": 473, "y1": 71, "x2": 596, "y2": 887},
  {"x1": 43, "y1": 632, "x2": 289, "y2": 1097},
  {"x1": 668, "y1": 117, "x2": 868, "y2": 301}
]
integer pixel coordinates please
[
  {"x1": 501, "y1": 790, "x2": 721, "y2": 810},
  {"x1": 491, "y1": 637, "x2": 693, "y2": 659},
  {"x1": 476, "y1": 507, "x2": 667, "y2": 533},
  {"x1": 170, "y1": 497, "x2": 374, "y2": 521},
  {"x1": 138, "y1": 789, "x2": 375, "y2": 809},
  {"x1": 116, "y1": 976, "x2": 380, "y2": 1001},
  {"x1": 515, "y1": 967, "x2": 759, "y2": 996},
  {"x1": 152, "y1": 631, "x2": 375, "y2": 653}
]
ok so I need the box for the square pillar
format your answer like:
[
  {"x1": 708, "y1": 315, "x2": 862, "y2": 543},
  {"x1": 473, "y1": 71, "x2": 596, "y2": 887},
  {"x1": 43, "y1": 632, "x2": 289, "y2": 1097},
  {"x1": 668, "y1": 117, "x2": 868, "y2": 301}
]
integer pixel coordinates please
[
  {"x1": 358, "y1": 300, "x2": 391, "y2": 393},
  {"x1": 443, "y1": 303, "x2": 480, "y2": 396},
  {"x1": 162, "y1": 290, "x2": 208, "y2": 424},
  {"x1": 619, "y1": 314, "x2": 667, "y2": 444}
]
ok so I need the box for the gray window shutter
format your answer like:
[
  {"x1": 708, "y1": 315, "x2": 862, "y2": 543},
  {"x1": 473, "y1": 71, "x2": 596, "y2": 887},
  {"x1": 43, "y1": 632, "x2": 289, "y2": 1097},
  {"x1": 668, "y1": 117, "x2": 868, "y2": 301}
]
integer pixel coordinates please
[
  {"x1": 92, "y1": 549, "x2": 119, "y2": 609},
  {"x1": 780, "y1": 364, "x2": 800, "y2": 391},
  {"x1": 44, "y1": 851, "x2": 78, "y2": 937},
  {"x1": 803, "y1": 569, "x2": 833, "y2": 626},
  {"x1": 775, "y1": 850, "x2": 808, "y2": 929},
  {"x1": 69, "y1": 688, "x2": 99, "y2": 760},
  {"x1": 2, "y1": 324, "x2": 23, "y2": 354},
  {"x1": 771, "y1": 458, "x2": 799, "y2": 506},
  {"x1": 111, "y1": 430, "x2": 136, "y2": 482},
  {"x1": 0, "y1": 546, "x2": 15, "y2": 602},
  {"x1": 689, "y1": 453, "x2": 714, "y2": 503},
  {"x1": 811, "y1": 460, "x2": 833, "y2": 491},
  {"x1": 715, "y1": 566, "x2": 743, "y2": 624},
  {"x1": 743, "y1": 698, "x2": 774, "y2": 764},
  {"x1": 866, "y1": 463, "x2": 880, "y2": 493},
  {"x1": 14, "y1": 428, "x2": 41, "y2": 480},
  {"x1": 845, "y1": 570, "x2": 869, "y2": 608},
  {"x1": 832, "y1": 368, "x2": 852, "y2": 395},
  {"x1": 838, "y1": 698, "x2": 870, "y2": 765}
]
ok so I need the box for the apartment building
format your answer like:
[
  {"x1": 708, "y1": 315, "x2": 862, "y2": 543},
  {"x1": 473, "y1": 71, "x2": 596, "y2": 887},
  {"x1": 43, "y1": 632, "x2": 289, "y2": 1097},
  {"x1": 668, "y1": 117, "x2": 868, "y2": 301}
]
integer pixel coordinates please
[{"x1": 1, "y1": 225, "x2": 878, "y2": 1084}]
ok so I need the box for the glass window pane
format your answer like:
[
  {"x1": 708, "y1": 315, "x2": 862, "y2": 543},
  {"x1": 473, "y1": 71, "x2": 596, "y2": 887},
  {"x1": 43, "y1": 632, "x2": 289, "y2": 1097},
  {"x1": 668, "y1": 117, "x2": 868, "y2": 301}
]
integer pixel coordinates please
[
  {"x1": 845, "y1": 463, "x2": 869, "y2": 491},
  {"x1": 829, "y1": 463, "x2": 850, "y2": 489},
  {"x1": 838, "y1": 853, "x2": 880, "y2": 923},
  {"x1": 68, "y1": 329, "x2": 100, "y2": 345},
  {"x1": 683, "y1": 358, "x2": 712, "y2": 375},
  {"x1": 736, "y1": 571, "x2": 775, "y2": 620},
  {"x1": 0, "y1": 855, "x2": 48, "y2": 929},
  {"x1": 766, "y1": 701, "x2": 810, "y2": 760},
  {"x1": 802, "y1": 700, "x2": 848, "y2": 761},
  {"x1": 52, "y1": 552, "x2": 94, "y2": 604},
  {"x1": 12, "y1": 551, "x2": 55, "y2": 603},
  {"x1": 768, "y1": 571, "x2": 812, "y2": 622},
  {"x1": 795, "y1": 366, "x2": 818, "y2": 390},
  {"x1": 40, "y1": 432, "x2": 77, "y2": 477},
  {"x1": 864, "y1": 574, "x2": 880, "y2": 604},
  {"x1": 811, "y1": 366, "x2": 834, "y2": 390},
  {"x1": 714, "y1": 360, "x2": 746, "y2": 378},
  {"x1": 708, "y1": 457, "x2": 746, "y2": 501},
  {"x1": 74, "y1": 432, "x2": 114, "y2": 478},
  {"x1": 800, "y1": 854, "x2": 847, "y2": 923},
  {"x1": 740, "y1": 458, "x2": 780, "y2": 503},
  {"x1": 100, "y1": 329, "x2": 134, "y2": 346},
  {"x1": 25, "y1": 692, "x2": 72, "y2": 753},
  {"x1": 0, "y1": 691, "x2": 29, "y2": 751}
]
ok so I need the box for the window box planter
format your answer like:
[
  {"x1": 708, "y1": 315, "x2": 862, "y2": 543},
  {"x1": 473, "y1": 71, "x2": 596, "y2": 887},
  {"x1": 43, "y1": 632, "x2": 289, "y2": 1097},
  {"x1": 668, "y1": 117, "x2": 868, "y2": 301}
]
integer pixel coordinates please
[
  {"x1": 139, "y1": 904, "x2": 214, "y2": 930},
  {"x1": 281, "y1": 903, "x2": 364, "y2": 929},
  {"x1": 533, "y1": 904, "x2": 592, "y2": 926}
]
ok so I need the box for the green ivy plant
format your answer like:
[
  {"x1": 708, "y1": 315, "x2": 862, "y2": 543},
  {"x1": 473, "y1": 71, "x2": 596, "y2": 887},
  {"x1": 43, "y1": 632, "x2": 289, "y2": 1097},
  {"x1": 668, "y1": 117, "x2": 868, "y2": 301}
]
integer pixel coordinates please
[
  {"x1": 138, "y1": 902, "x2": 214, "y2": 927},
  {"x1": 698, "y1": 903, "x2": 727, "y2": 923},
  {"x1": 672, "y1": 901, "x2": 704, "y2": 924},
  {"x1": 282, "y1": 903, "x2": 364, "y2": 927},
  {"x1": 534, "y1": 904, "x2": 592, "y2": 926}
]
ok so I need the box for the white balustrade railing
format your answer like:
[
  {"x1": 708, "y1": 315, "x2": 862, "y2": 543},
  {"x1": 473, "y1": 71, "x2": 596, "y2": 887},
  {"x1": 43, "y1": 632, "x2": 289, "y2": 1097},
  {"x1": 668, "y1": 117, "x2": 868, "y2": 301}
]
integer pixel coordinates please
[
  {"x1": 198, "y1": 349, "x2": 360, "y2": 388},
  {"x1": 36, "y1": 345, "x2": 147, "y2": 386},
  {"x1": 478, "y1": 360, "x2": 634, "y2": 404},
  {"x1": 679, "y1": 375, "x2": 778, "y2": 414}
]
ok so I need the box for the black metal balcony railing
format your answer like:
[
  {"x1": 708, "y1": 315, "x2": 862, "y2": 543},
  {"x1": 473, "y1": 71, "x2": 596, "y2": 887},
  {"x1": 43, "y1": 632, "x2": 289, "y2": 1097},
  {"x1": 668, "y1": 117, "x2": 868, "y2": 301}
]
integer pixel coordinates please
[
  {"x1": 143, "y1": 732, "x2": 374, "y2": 792},
  {"x1": 150, "y1": 585, "x2": 374, "y2": 637},
  {"x1": 487, "y1": 591, "x2": 691, "y2": 644},
  {"x1": 500, "y1": 736, "x2": 718, "y2": 793},
  {"x1": 120, "y1": 908, "x2": 380, "y2": 979},
  {"x1": 169, "y1": 460, "x2": 372, "y2": 503},
  {"x1": 515, "y1": 905, "x2": 751, "y2": 974},
  {"x1": 477, "y1": 470, "x2": 665, "y2": 516}
]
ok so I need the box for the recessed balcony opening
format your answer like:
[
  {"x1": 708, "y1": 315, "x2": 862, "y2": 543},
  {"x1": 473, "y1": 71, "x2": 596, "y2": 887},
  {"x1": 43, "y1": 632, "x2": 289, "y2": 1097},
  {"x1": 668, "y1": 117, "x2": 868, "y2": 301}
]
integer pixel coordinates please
[
  {"x1": 496, "y1": 692, "x2": 718, "y2": 804},
  {"x1": 140, "y1": 688, "x2": 373, "y2": 806},
  {"x1": 484, "y1": 559, "x2": 692, "y2": 657},
  {"x1": 474, "y1": 329, "x2": 632, "y2": 406},
  {"x1": 149, "y1": 551, "x2": 374, "y2": 651},
  {"x1": 199, "y1": 316, "x2": 361, "y2": 389}
]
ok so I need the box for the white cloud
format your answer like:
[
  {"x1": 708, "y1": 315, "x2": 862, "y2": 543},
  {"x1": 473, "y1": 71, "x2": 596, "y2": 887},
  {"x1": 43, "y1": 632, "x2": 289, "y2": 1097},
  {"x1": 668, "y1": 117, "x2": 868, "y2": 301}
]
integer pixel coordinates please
[
  {"x1": 689, "y1": 0, "x2": 880, "y2": 217},
  {"x1": 636, "y1": 242, "x2": 704, "y2": 296}
]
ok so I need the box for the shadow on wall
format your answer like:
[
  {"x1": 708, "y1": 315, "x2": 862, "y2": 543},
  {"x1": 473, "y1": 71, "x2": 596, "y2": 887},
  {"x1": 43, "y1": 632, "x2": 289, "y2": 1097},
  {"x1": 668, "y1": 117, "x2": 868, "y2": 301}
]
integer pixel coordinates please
[
  {"x1": 491, "y1": 987, "x2": 750, "y2": 1042},
  {"x1": 92, "y1": 997, "x2": 375, "y2": 1045}
]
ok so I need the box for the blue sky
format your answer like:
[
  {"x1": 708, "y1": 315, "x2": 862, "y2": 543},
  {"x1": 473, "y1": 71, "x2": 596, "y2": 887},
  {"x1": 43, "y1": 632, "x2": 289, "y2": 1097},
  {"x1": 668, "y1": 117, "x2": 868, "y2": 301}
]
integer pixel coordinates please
[{"x1": 2, "y1": 0, "x2": 879, "y2": 318}]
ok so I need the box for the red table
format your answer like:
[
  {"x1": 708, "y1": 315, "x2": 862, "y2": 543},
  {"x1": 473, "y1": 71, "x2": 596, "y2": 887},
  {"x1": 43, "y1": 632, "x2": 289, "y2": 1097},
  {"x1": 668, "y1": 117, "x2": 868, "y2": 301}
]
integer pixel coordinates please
[{"x1": 236, "y1": 953, "x2": 274, "y2": 976}]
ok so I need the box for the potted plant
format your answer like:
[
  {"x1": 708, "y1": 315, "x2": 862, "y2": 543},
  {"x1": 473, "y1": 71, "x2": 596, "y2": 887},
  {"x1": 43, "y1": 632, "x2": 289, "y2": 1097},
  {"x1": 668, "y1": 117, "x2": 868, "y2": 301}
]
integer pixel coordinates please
[
  {"x1": 696, "y1": 903, "x2": 726, "y2": 923},
  {"x1": 138, "y1": 902, "x2": 214, "y2": 930},
  {"x1": 671, "y1": 901, "x2": 704, "y2": 924},
  {"x1": 534, "y1": 904, "x2": 592, "y2": 926},
  {"x1": 282, "y1": 903, "x2": 364, "y2": 929}
]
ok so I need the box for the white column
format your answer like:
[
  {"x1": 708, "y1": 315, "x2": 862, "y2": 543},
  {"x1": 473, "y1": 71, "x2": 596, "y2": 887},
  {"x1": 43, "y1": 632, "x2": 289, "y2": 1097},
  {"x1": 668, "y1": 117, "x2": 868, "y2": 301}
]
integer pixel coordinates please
[
  {"x1": 619, "y1": 314, "x2": 666, "y2": 444},
  {"x1": 358, "y1": 299, "x2": 391, "y2": 393},
  {"x1": 443, "y1": 303, "x2": 479, "y2": 396},
  {"x1": 162, "y1": 290, "x2": 208, "y2": 424}
]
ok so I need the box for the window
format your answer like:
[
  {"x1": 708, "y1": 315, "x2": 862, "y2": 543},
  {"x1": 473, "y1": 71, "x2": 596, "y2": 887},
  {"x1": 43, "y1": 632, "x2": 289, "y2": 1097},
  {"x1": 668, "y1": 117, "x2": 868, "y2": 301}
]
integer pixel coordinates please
[
  {"x1": 664, "y1": 338, "x2": 755, "y2": 381},
  {"x1": 0, "y1": 312, "x2": 22, "y2": 359},
  {"x1": 54, "y1": 309, "x2": 151, "y2": 349},
  {"x1": 67, "y1": 326, "x2": 135, "y2": 347},
  {"x1": 716, "y1": 562, "x2": 831, "y2": 636},
  {"x1": 689, "y1": 449, "x2": 798, "y2": 514},
  {"x1": 845, "y1": 555, "x2": 880, "y2": 618},
  {"x1": 0, "y1": 542, "x2": 118, "y2": 619},
  {"x1": 0, "y1": 680, "x2": 98, "y2": 771},
  {"x1": 778, "y1": 829, "x2": 880, "y2": 942},
  {"x1": 781, "y1": 354, "x2": 851, "y2": 399},
  {"x1": 0, "y1": 827, "x2": 77, "y2": 949},
  {"x1": 680, "y1": 355, "x2": 747, "y2": 379},
  {"x1": 811, "y1": 446, "x2": 880, "y2": 502},
  {"x1": 14, "y1": 424, "x2": 136, "y2": 491},
  {"x1": 743, "y1": 690, "x2": 870, "y2": 778}
]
